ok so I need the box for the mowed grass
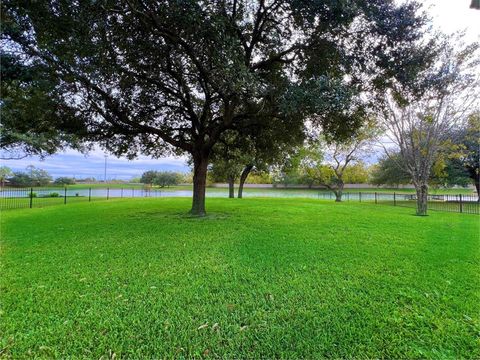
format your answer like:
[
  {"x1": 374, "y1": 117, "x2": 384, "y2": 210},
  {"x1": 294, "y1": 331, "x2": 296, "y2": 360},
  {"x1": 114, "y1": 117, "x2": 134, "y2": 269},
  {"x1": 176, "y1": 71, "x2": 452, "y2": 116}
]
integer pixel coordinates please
[{"x1": 1, "y1": 198, "x2": 479, "y2": 358}]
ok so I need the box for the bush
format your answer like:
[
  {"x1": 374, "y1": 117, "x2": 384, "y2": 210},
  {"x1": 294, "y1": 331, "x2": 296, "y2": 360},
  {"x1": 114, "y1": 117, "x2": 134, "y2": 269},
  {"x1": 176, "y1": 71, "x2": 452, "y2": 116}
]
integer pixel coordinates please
[
  {"x1": 54, "y1": 177, "x2": 76, "y2": 185},
  {"x1": 29, "y1": 192, "x2": 37, "y2": 198},
  {"x1": 246, "y1": 171, "x2": 272, "y2": 184},
  {"x1": 48, "y1": 192, "x2": 60, "y2": 197}
]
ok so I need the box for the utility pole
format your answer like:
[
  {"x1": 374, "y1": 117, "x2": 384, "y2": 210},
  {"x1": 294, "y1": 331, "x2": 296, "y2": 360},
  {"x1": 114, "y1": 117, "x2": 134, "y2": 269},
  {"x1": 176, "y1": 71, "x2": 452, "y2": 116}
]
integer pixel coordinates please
[{"x1": 104, "y1": 155, "x2": 107, "y2": 183}]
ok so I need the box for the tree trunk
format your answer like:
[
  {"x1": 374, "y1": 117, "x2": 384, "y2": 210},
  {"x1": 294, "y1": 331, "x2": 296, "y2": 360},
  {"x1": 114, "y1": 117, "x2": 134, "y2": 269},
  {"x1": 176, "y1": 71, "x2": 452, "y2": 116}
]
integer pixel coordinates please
[
  {"x1": 415, "y1": 183, "x2": 428, "y2": 216},
  {"x1": 228, "y1": 177, "x2": 235, "y2": 198},
  {"x1": 238, "y1": 164, "x2": 253, "y2": 199},
  {"x1": 334, "y1": 183, "x2": 344, "y2": 202},
  {"x1": 474, "y1": 176, "x2": 480, "y2": 202},
  {"x1": 190, "y1": 154, "x2": 209, "y2": 216},
  {"x1": 334, "y1": 190, "x2": 343, "y2": 202}
]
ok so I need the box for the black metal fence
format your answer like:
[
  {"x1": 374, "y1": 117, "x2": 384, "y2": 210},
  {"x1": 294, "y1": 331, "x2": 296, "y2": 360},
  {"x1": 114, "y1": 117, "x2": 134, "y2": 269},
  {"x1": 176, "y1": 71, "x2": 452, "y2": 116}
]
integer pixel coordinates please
[
  {"x1": 316, "y1": 191, "x2": 479, "y2": 215},
  {"x1": 0, "y1": 187, "x2": 478, "y2": 215},
  {"x1": 0, "y1": 187, "x2": 164, "y2": 210}
]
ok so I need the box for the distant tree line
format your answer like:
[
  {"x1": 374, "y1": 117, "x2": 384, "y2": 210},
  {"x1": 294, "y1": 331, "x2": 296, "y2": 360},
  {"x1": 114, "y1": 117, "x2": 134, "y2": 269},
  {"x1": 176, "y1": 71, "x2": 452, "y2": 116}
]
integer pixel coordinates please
[
  {"x1": 0, "y1": 165, "x2": 78, "y2": 187},
  {"x1": 3, "y1": 165, "x2": 52, "y2": 187},
  {"x1": 140, "y1": 171, "x2": 184, "y2": 188}
]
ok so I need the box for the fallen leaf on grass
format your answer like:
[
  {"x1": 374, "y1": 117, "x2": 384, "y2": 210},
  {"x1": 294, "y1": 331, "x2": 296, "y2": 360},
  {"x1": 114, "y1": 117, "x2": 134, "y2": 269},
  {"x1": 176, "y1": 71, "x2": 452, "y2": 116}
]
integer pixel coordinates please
[{"x1": 197, "y1": 323, "x2": 209, "y2": 330}]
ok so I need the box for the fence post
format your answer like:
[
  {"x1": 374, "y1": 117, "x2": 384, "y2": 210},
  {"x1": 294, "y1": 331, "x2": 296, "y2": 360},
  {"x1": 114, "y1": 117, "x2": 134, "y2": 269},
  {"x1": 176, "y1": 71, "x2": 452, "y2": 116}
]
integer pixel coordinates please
[
  {"x1": 459, "y1": 194, "x2": 463, "y2": 213},
  {"x1": 394, "y1": 192, "x2": 396, "y2": 206},
  {"x1": 30, "y1": 188, "x2": 33, "y2": 208},
  {"x1": 107, "y1": 188, "x2": 110, "y2": 200},
  {"x1": 121, "y1": 188, "x2": 123, "y2": 198},
  {"x1": 89, "y1": 187, "x2": 92, "y2": 202},
  {"x1": 359, "y1": 192, "x2": 361, "y2": 202},
  {"x1": 375, "y1": 192, "x2": 377, "y2": 204},
  {"x1": 64, "y1": 187, "x2": 67, "y2": 204}
]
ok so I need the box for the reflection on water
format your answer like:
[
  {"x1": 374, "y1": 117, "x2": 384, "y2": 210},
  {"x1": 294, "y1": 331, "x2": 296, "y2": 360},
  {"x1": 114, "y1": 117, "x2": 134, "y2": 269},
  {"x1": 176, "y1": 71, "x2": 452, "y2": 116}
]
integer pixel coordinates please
[{"x1": 1, "y1": 188, "x2": 476, "y2": 203}]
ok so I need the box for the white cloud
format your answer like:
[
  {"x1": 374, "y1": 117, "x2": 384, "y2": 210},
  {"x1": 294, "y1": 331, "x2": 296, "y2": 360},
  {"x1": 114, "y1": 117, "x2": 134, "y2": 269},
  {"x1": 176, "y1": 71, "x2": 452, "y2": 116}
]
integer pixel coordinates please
[{"x1": 426, "y1": 0, "x2": 479, "y2": 42}]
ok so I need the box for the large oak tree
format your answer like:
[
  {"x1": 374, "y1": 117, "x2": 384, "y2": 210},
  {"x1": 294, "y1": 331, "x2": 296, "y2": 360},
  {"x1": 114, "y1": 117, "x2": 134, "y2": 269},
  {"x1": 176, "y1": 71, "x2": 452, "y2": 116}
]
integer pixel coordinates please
[{"x1": 2, "y1": 0, "x2": 432, "y2": 215}]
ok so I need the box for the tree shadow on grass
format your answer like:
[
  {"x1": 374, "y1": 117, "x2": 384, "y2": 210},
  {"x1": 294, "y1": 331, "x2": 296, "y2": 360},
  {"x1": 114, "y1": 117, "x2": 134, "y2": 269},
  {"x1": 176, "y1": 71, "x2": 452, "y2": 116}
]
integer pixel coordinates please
[{"x1": 132, "y1": 210, "x2": 231, "y2": 221}]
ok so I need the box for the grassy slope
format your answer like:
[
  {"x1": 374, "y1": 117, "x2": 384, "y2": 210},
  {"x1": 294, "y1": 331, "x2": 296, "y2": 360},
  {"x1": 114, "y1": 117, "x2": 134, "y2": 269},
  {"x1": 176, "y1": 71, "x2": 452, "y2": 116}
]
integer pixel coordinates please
[{"x1": 1, "y1": 198, "x2": 479, "y2": 358}]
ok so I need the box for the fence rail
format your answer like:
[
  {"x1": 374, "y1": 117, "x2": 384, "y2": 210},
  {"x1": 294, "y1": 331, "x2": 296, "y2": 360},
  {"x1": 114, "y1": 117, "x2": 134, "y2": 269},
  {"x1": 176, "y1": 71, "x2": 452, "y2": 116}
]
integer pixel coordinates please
[
  {"x1": 316, "y1": 191, "x2": 479, "y2": 215},
  {"x1": 0, "y1": 187, "x2": 164, "y2": 210},
  {"x1": 0, "y1": 187, "x2": 478, "y2": 214}
]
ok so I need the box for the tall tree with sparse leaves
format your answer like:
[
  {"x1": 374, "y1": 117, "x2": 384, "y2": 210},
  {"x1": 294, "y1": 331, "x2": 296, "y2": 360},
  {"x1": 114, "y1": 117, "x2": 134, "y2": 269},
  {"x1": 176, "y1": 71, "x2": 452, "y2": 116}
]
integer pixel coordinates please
[{"x1": 379, "y1": 40, "x2": 479, "y2": 215}]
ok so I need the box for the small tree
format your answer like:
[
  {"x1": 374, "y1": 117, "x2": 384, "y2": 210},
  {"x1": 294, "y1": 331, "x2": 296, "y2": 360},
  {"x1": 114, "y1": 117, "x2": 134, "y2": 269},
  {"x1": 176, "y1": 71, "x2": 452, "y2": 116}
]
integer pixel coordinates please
[
  {"x1": 210, "y1": 160, "x2": 244, "y2": 198},
  {"x1": 301, "y1": 125, "x2": 376, "y2": 201},
  {"x1": 343, "y1": 162, "x2": 370, "y2": 184},
  {"x1": 209, "y1": 133, "x2": 248, "y2": 198},
  {"x1": 370, "y1": 155, "x2": 411, "y2": 187},
  {"x1": 54, "y1": 177, "x2": 76, "y2": 185},
  {"x1": 379, "y1": 42, "x2": 479, "y2": 215},
  {"x1": 154, "y1": 172, "x2": 182, "y2": 188},
  {"x1": 209, "y1": 116, "x2": 304, "y2": 198},
  {"x1": 140, "y1": 171, "x2": 158, "y2": 186},
  {"x1": 237, "y1": 124, "x2": 303, "y2": 198},
  {"x1": 0, "y1": 166, "x2": 13, "y2": 189},
  {"x1": 26, "y1": 165, "x2": 52, "y2": 186},
  {"x1": 453, "y1": 113, "x2": 480, "y2": 198}
]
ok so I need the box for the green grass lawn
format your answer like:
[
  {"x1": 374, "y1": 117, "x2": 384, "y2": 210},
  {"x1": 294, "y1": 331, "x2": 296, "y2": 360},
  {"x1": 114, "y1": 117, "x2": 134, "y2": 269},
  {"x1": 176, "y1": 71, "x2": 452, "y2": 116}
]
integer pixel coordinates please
[{"x1": 1, "y1": 198, "x2": 479, "y2": 358}]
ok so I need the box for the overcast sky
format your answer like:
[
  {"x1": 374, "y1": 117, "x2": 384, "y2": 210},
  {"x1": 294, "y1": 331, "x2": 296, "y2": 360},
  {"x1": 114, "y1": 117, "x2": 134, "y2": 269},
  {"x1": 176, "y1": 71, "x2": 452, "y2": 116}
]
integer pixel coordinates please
[{"x1": 2, "y1": 0, "x2": 479, "y2": 180}]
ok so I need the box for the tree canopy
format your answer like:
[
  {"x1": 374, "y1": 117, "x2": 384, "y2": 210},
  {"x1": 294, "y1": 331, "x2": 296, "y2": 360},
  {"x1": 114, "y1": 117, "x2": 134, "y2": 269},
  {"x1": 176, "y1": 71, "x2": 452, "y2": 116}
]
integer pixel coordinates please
[
  {"x1": 0, "y1": 53, "x2": 85, "y2": 159},
  {"x1": 2, "y1": 0, "x2": 435, "y2": 214}
]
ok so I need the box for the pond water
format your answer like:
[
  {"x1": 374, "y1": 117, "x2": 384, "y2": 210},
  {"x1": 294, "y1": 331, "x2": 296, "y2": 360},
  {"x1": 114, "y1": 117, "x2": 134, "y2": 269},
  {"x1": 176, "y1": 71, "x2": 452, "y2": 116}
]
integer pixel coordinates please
[
  {"x1": 0, "y1": 187, "x2": 415, "y2": 201},
  {"x1": 1, "y1": 187, "x2": 476, "y2": 203}
]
